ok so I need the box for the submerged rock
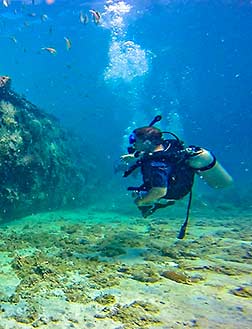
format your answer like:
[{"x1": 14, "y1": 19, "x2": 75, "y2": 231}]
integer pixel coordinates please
[
  {"x1": 96, "y1": 301, "x2": 161, "y2": 327},
  {"x1": 231, "y1": 286, "x2": 252, "y2": 298},
  {"x1": 0, "y1": 76, "x2": 95, "y2": 220},
  {"x1": 161, "y1": 270, "x2": 191, "y2": 284}
]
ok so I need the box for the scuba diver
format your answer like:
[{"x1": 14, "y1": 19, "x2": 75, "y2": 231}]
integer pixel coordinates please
[{"x1": 121, "y1": 115, "x2": 233, "y2": 239}]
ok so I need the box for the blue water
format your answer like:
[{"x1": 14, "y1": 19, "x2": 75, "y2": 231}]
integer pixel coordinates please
[{"x1": 0, "y1": 0, "x2": 251, "y2": 207}]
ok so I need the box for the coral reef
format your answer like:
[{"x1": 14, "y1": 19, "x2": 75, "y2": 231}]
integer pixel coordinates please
[
  {"x1": 0, "y1": 76, "x2": 96, "y2": 220},
  {"x1": 0, "y1": 209, "x2": 252, "y2": 327}
]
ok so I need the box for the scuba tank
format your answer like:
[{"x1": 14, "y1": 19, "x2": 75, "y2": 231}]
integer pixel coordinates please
[{"x1": 187, "y1": 147, "x2": 233, "y2": 188}]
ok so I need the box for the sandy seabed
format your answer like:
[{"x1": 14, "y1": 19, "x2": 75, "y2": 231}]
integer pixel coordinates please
[{"x1": 0, "y1": 205, "x2": 251, "y2": 329}]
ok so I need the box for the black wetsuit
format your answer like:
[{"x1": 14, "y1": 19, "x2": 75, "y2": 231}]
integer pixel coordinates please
[
  {"x1": 140, "y1": 140, "x2": 195, "y2": 200},
  {"x1": 131, "y1": 140, "x2": 195, "y2": 218}
]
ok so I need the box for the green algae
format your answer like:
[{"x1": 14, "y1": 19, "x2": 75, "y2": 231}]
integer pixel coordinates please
[
  {"x1": 12, "y1": 302, "x2": 41, "y2": 324},
  {"x1": 118, "y1": 263, "x2": 161, "y2": 283},
  {"x1": 89, "y1": 272, "x2": 120, "y2": 288},
  {"x1": 94, "y1": 293, "x2": 116, "y2": 305},
  {"x1": 64, "y1": 285, "x2": 91, "y2": 303},
  {"x1": 131, "y1": 268, "x2": 160, "y2": 283},
  {"x1": 97, "y1": 301, "x2": 161, "y2": 328},
  {"x1": 99, "y1": 244, "x2": 127, "y2": 257}
]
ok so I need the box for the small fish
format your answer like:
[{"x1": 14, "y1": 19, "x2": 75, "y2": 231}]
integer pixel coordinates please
[
  {"x1": 10, "y1": 36, "x2": 17, "y2": 43},
  {"x1": 89, "y1": 9, "x2": 101, "y2": 24},
  {"x1": 41, "y1": 47, "x2": 57, "y2": 55},
  {"x1": 2, "y1": 0, "x2": 9, "y2": 7},
  {"x1": 41, "y1": 14, "x2": 48, "y2": 22},
  {"x1": 79, "y1": 11, "x2": 88, "y2": 24},
  {"x1": 64, "y1": 37, "x2": 71, "y2": 50},
  {"x1": 27, "y1": 12, "x2": 37, "y2": 17}
]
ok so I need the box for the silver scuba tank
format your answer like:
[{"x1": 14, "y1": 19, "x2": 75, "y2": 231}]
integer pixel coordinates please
[{"x1": 187, "y1": 147, "x2": 233, "y2": 188}]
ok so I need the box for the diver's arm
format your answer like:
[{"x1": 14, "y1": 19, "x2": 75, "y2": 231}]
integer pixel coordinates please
[{"x1": 135, "y1": 187, "x2": 167, "y2": 206}]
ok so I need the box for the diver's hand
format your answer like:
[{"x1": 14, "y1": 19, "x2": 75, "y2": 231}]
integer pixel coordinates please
[
  {"x1": 131, "y1": 191, "x2": 139, "y2": 198},
  {"x1": 120, "y1": 154, "x2": 135, "y2": 162}
]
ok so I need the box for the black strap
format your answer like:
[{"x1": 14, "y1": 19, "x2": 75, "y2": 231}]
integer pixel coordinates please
[
  {"x1": 197, "y1": 152, "x2": 216, "y2": 172},
  {"x1": 177, "y1": 190, "x2": 193, "y2": 239},
  {"x1": 127, "y1": 184, "x2": 146, "y2": 192},
  {"x1": 123, "y1": 160, "x2": 142, "y2": 177}
]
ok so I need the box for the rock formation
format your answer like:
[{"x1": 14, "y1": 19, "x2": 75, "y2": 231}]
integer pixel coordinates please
[{"x1": 0, "y1": 76, "x2": 94, "y2": 220}]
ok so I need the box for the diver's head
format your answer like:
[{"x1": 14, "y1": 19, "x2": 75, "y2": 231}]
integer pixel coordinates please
[{"x1": 129, "y1": 126, "x2": 163, "y2": 153}]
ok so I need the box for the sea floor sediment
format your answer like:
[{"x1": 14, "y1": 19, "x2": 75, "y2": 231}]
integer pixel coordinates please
[{"x1": 0, "y1": 207, "x2": 251, "y2": 329}]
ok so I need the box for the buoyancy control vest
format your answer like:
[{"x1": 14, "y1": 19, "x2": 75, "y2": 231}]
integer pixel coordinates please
[{"x1": 124, "y1": 139, "x2": 195, "y2": 200}]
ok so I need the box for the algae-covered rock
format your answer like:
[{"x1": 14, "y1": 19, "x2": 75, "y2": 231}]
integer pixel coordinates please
[
  {"x1": 0, "y1": 76, "x2": 95, "y2": 220},
  {"x1": 231, "y1": 286, "x2": 252, "y2": 298},
  {"x1": 94, "y1": 293, "x2": 116, "y2": 305},
  {"x1": 130, "y1": 264, "x2": 161, "y2": 283},
  {"x1": 161, "y1": 270, "x2": 191, "y2": 284},
  {"x1": 96, "y1": 301, "x2": 161, "y2": 328}
]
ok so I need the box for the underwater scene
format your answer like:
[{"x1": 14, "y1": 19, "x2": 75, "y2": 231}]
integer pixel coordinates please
[{"x1": 0, "y1": 0, "x2": 252, "y2": 328}]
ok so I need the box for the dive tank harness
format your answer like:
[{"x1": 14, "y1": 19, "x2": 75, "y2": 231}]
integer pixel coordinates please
[{"x1": 124, "y1": 115, "x2": 233, "y2": 239}]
